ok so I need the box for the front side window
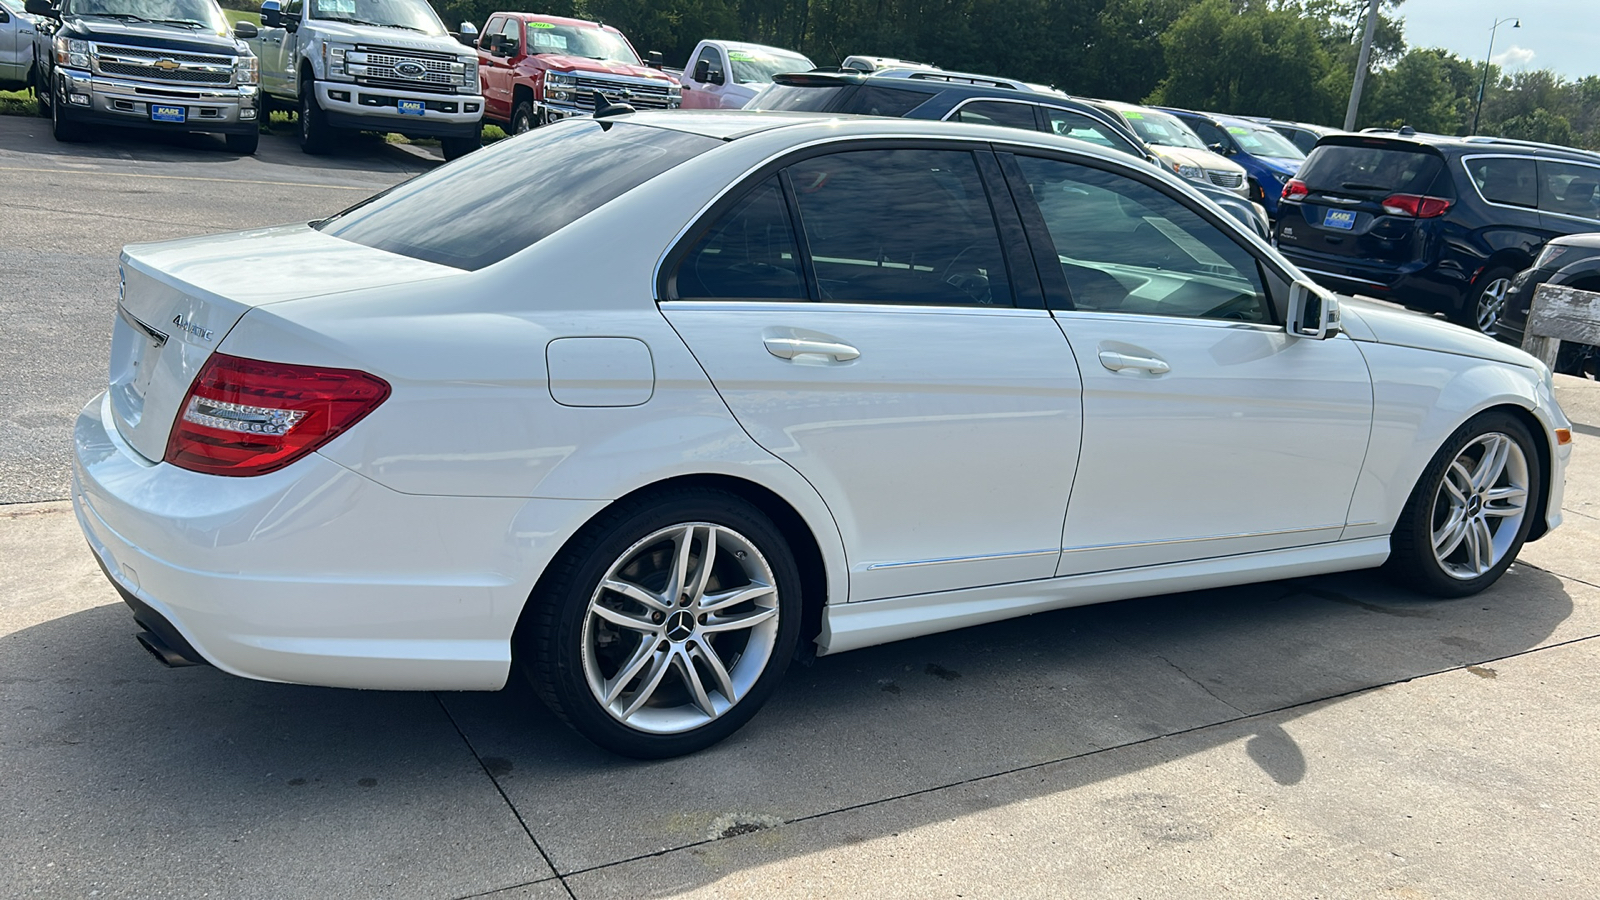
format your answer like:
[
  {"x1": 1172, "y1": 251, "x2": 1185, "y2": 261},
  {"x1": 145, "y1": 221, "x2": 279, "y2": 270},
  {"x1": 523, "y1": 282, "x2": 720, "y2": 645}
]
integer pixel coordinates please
[
  {"x1": 1537, "y1": 160, "x2": 1600, "y2": 221},
  {"x1": 1185, "y1": 118, "x2": 1231, "y2": 150},
  {"x1": 1008, "y1": 154, "x2": 1271, "y2": 322},
  {"x1": 477, "y1": 14, "x2": 502, "y2": 49},
  {"x1": 319, "y1": 120, "x2": 719, "y2": 270},
  {"x1": 1466, "y1": 156, "x2": 1538, "y2": 208},
  {"x1": 1226, "y1": 124, "x2": 1305, "y2": 160},
  {"x1": 673, "y1": 176, "x2": 806, "y2": 301},
  {"x1": 950, "y1": 100, "x2": 1037, "y2": 131},
  {"x1": 692, "y1": 46, "x2": 720, "y2": 79},
  {"x1": 787, "y1": 148, "x2": 1013, "y2": 307}
]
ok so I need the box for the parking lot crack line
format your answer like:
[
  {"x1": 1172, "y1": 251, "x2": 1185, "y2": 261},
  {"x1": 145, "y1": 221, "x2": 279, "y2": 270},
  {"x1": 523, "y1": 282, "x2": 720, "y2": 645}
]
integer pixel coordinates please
[
  {"x1": 1516, "y1": 560, "x2": 1600, "y2": 592},
  {"x1": 432, "y1": 693, "x2": 578, "y2": 900},
  {"x1": 552, "y1": 630, "x2": 1600, "y2": 880},
  {"x1": 1151, "y1": 652, "x2": 1245, "y2": 715},
  {"x1": 447, "y1": 875, "x2": 569, "y2": 900}
]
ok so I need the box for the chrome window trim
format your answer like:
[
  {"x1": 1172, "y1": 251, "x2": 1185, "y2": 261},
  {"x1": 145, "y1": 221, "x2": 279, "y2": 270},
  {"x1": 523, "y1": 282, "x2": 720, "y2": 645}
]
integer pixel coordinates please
[
  {"x1": 1295, "y1": 267, "x2": 1390, "y2": 289},
  {"x1": 1458, "y1": 152, "x2": 1568, "y2": 214},
  {"x1": 659, "y1": 299, "x2": 1051, "y2": 317},
  {"x1": 1053, "y1": 308, "x2": 1284, "y2": 332}
]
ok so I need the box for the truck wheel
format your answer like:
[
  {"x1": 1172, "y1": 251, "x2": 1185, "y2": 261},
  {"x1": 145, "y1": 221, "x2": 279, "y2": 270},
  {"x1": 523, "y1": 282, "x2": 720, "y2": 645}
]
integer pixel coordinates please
[
  {"x1": 511, "y1": 101, "x2": 534, "y2": 134},
  {"x1": 440, "y1": 135, "x2": 480, "y2": 161},
  {"x1": 299, "y1": 85, "x2": 334, "y2": 155},
  {"x1": 51, "y1": 92, "x2": 85, "y2": 143},
  {"x1": 224, "y1": 130, "x2": 259, "y2": 155}
]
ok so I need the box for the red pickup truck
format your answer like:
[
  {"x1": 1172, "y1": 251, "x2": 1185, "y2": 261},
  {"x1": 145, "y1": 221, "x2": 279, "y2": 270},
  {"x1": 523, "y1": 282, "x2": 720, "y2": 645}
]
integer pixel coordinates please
[{"x1": 474, "y1": 13, "x2": 681, "y2": 133}]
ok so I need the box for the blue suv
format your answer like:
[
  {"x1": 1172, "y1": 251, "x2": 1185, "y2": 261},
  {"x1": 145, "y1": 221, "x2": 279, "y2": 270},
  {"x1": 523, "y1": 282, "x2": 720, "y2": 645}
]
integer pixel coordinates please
[{"x1": 1158, "y1": 108, "x2": 1306, "y2": 217}]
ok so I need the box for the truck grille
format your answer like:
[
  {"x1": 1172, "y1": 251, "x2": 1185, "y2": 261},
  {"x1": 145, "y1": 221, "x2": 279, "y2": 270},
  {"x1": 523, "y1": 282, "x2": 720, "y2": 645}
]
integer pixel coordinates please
[
  {"x1": 92, "y1": 43, "x2": 234, "y2": 86},
  {"x1": 1206, "y1": 170, "x2": 1244, "y2": 189},
  {"x1": 571, "y1": 74, "x2": 675, "y2": 110},
  {"x1": 351, "y1": 46, "x2": 463, "y2": 93}
]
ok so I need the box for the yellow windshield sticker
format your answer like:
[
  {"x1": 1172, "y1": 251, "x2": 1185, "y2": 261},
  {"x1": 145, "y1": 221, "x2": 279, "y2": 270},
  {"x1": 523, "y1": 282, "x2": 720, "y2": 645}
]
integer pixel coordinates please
[
  {"x1": 1226, "y1": 125, "x2": 1249, "y2": 135},
  {"x1": 1124, "y1": 110, "x2": 1144, "y2": 119},
  {"x1": 529, "y1": 21, "x2": 554, "y2": 28}
]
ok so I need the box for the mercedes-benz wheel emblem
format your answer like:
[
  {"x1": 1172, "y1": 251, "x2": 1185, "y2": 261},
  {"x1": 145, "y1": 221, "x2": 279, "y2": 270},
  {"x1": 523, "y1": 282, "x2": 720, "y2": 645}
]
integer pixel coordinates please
[{"x1": 664, "y1": 611, "x2": 695, "y2": 643}]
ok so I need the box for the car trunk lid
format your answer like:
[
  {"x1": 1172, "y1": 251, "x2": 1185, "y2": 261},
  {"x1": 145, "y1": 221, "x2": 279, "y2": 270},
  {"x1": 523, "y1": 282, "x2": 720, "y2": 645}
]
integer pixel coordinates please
[{"x1": 108, "y1": 224, "x2": 460, "y2": 463}]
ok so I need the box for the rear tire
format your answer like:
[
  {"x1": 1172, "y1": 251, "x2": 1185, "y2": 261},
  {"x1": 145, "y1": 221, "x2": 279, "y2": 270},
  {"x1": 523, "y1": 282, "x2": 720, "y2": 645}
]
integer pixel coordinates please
[
  {"x1": 224, "y1": 130, "x2": 259, "y2": 155},
  {"x1": 298, "y1": 83, "x2": 334, "y2": 155},
  {"x1": 441, "y1": 134, "x2": 480, "y2": 161},
  {"x1": 521, "y1": 488, "x2": 802, "y2": 758},
  {"x1": 511, "y1": 100, "x2": 534, "y2": 135},
  {"x1": 1458, "y1": 265, "x2": 1517, "y2": 334},
  {"x1": 1385, "y1": 410, "x2": 1541, "y2": 598}
]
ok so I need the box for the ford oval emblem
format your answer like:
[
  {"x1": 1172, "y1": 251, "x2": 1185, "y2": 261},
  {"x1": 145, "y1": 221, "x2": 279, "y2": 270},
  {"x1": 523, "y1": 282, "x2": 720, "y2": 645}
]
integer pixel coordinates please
[{"x1": 394, "y1": 61, "x2": 427, "y2": 78}]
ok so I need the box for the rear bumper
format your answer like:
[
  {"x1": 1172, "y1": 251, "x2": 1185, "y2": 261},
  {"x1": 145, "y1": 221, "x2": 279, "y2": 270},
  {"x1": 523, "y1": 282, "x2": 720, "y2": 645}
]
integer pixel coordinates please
[
  {"x1": 72, "y1": 392, "x2": 604, "y2": 691},
  {"x1": 1278, "y1": 244, "x2": 1463, "y2": 313},
  {"x1": 54, "y1": 67, "x2": 258, "y2": 134},
  {"x1": 315, "y1": 81, "x2": 482, "y2": 138}
]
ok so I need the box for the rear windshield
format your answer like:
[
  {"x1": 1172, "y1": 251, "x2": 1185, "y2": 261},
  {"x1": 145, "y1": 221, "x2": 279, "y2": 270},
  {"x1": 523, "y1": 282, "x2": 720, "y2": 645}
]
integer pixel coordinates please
[
  {"x1": 747, "y1": 83, "x2": 925, "y2": 117},
  {"x1": 1298, "y1": 143, "x2": 1446, "y2": 195},
  {"x1": 317, "y1": 121, "x2": 719, "y2": 270},
  {"x1": 748, "y1": 84, "x2": 850, "y2": 111}
]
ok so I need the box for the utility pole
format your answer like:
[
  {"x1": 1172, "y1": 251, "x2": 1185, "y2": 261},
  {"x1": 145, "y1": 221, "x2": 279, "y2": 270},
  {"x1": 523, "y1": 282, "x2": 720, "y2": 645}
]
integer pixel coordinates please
[{"x1": 1343, "y1": 0, "x2": 1382, "y2": 131}]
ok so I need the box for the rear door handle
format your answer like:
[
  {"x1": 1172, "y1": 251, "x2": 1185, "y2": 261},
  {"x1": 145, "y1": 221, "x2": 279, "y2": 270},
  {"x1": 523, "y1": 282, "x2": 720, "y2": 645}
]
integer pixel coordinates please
[
  {"x1": 763, "y1": 336, "x2": 860, "y2": 362},
  {"x1": 1098, "y1": 350, "x2": 1169, "y2": 374}
]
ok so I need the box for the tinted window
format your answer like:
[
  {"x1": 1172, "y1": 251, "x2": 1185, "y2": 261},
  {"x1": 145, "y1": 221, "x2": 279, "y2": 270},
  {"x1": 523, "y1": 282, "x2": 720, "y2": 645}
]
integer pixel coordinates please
[
  {"x1": 835, "y1": 86, "x2": 925, "y2": 117},
  {"x1": 951, "y1": 100, "x2": 1037, "y2": 130},
  {"x1": 1045, "y1": 109, "x2": 1141, "y2": 158},
  {"x1": 1009, "y1": 154, "x2": 1270, "y2": 322},
  {"x1": 1186, "y1": 118, "x2": 1230, "y2": 149},
  {"x1": 1225, "y1": 124, "x2": 1304, "y2": 159},
  {"x1": 319, "y1": 121, "x2": 718, "y2": 270},
  {"x1": 1536, "y1": 159, "x2": 1600, "y2": 221},
  {"x1": 1298, "y1": 144, "x2": 1444, "y2": 195},
  {"x1": 788, "y1": 149, "x2": 1013, "y2": 306},
  {"x1": 1466, "y1": 156, "x2": 1538, "y2": 208},
  {"x1": 478, "y1": 14, "x2": 502, "y2": 48},
  {"x1": 692, "y1": 46, "x2": 720, "y2": 78},
  {"x1": 748, "y1": 84, "x2": 848, "y2": 111},
  {"x1": 673, "y1": 177, "x2": 806, "y2": 301}
]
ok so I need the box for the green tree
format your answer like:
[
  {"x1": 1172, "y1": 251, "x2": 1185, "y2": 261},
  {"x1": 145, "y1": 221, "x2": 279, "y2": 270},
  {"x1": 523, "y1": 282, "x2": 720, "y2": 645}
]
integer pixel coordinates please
[{"x1": 1148, "y1": 0, "x2": 1341, "y2": 121}]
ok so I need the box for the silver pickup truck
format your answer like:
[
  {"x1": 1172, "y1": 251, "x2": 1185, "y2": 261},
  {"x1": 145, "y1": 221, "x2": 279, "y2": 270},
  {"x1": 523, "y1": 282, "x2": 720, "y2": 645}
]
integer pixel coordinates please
[{"x1": 251, "y1": 0, "x2": 482, "y2": 159}]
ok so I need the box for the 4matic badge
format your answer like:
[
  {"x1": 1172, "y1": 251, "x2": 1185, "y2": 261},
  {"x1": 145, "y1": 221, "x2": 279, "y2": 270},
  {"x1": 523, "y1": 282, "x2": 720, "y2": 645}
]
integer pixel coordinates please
[{"x1": 171, "y1": 314, "x2": 214, "y2": 343}]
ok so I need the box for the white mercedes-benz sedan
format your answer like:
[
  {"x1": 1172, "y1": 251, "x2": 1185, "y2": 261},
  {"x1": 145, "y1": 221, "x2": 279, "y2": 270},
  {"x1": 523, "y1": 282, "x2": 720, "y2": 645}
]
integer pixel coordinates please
[{"x1": 74, "y1": 111, "x2": 1573, "y2": 757}]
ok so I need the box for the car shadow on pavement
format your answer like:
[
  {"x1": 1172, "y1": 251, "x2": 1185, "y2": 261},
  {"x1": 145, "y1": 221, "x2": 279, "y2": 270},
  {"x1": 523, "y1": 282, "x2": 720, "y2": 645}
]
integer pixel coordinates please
[{"x1": 0, "y1": 562, "x2": 1577, "y2": 897}]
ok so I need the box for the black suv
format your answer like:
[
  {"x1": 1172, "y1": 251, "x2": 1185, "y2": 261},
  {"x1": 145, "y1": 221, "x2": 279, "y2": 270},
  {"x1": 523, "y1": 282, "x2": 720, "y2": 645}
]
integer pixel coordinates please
[
  {"x1": 746, "y1": 69, "x2": 1270, "y2": 237},
  {"x1": 1273, "y1": 129, "x2": 1600, "y2": 333},
  {"x1": 1493, "y1": 232, "x2": 1600, "y2": 376}
]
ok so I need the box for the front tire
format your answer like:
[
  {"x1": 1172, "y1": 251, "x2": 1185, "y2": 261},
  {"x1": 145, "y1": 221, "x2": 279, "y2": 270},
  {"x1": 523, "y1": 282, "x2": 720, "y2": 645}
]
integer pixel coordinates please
[
  {"x1": 224, "y1": 129, "x2": 259, "y2": 155},
  {"x1": 50, "y1": 87, "x2": 84, "y2": 142},
  {"x1": 440, "y1": 134, "x2": 480, "y2": 161},
  {"x1": 522, "y1": 489, "x2": 802, "y2": 758},
  {"x1": 1386, "y1": 411, "x2": 1541, "y2": 597},
  {"x1": 511, "y1": 100, "x2": 534, "y2": 135},
  {"x1": 298, "y1": 84, "x2": 334, "y2": 155}
]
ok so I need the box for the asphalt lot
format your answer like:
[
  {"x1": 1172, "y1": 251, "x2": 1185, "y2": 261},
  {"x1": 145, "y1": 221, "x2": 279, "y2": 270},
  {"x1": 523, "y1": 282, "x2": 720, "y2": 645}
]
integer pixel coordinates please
[{"x1": 2, "y1": 115, "x2": 1599, "y2": 898}]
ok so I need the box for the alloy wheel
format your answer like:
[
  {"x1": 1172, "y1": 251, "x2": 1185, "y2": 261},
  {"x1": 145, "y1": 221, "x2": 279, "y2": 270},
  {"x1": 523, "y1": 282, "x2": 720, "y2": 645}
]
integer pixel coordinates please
[
  {"x1": 1475, "y1": 277, "x2": 1512, "y2": 333},
  {"x1": 580, "y1": 522, "x2": 781, "y2": 734},
  {"x1": 1429, "y1": 432, "x2": 1529, "y2": 580}
]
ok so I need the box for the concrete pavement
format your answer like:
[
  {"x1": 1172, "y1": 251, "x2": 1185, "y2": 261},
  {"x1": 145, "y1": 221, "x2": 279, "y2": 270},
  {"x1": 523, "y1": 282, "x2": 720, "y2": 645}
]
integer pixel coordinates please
[{"x1": 2, "y1": 378, "x2": 1597, "y2": 897}]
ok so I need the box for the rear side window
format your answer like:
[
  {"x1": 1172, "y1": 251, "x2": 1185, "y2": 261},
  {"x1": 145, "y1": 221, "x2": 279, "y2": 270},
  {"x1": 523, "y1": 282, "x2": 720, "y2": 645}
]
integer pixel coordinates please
[
  {"x1": 318, "y1": 121, "x2": 718, "y2": 270},
  {"x1": 1465, "y1": 156, "x2": 1538, "y2": 208},
  {"x1": 1536, "y1": 160, "x2": 1600, "y2": 221},
  {"x1": 673, "y1": 177, "x2": 806, "y2": 301},
  {"x1": 788, "y1": 148, "x2": 1013, "y2": 307},
  {"x1": 835, "y1": 86, "x2": 926, "y2": 118},
  {"x1": 1298, "y1": 144, "x2": 1445, "y2": 195},
  {"x1": 950, "y1": 101, "x2": 1037, "y2": 131}
]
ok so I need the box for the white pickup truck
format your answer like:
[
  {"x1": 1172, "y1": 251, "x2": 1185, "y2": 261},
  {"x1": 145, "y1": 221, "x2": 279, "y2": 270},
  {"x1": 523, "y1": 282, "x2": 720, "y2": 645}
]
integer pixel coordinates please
[
  {"x1": 678, "y1": 39, "x2": 811, "y2": 110},
  {"x1": 250, "y1": 0, "x2": 482, "y2": 158}
]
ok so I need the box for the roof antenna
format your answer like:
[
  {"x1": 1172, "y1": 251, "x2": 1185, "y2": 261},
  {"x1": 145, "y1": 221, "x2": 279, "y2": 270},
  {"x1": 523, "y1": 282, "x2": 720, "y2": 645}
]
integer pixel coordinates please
[{"x1": 592, "y1": 90, "x2": 636, "y2": 123}]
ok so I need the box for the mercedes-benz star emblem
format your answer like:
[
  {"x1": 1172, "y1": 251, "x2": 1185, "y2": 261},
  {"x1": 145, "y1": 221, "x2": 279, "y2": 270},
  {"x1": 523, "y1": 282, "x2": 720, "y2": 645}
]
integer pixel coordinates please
[{"x1": 664, "y1": 611, "x2": 695, "y2": 643}]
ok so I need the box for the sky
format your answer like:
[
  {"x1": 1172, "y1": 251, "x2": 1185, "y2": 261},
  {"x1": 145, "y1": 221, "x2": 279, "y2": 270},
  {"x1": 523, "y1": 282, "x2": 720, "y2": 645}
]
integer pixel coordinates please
[{"x1": 1396, "y1": 0, "x2": 1597, "y2": 81}]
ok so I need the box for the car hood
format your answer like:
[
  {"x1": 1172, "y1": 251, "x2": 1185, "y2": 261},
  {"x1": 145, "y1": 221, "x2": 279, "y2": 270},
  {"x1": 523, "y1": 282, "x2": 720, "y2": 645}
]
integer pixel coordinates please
[
  {"x1": 64, "y1": 17, "x2": 243, "y2": 54},
  {"x1": 1339, "y1": 297, "x2": 1542, "y2": 369},
  {"x1": 308, "y1": 21, "x2": 462, "y2": 55},
  {"x1": 539, "y1": 55, "x2": 680, "y2": 84},
  {"x1": 1151, "y1": 145, "x2": 1244, "y2": 175}
]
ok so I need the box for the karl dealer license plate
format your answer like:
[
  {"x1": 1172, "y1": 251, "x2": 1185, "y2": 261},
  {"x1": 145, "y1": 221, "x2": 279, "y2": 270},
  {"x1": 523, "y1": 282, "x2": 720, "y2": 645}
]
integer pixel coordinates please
[
  {"x1": 1322, "y1": 208, "x2": 1357, "y2": 230},
  {"x1": 397, "y1": 99, "x2": 425, "y2": 116},
  {"x1": 150, "y1": 105, "x2": 186, "y2": 123}
]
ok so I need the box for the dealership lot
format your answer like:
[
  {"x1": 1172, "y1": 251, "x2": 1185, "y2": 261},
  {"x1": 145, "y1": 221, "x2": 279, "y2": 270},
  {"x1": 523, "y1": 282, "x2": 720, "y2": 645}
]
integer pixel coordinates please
[{"x1": 3, "y1": 116, "x2": 1599, "y2": 898}]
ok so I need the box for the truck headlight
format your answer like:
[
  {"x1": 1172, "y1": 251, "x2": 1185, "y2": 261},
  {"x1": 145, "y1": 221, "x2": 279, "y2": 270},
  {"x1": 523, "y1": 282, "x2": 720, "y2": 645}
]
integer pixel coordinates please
[
  {"x1": 234, "y1": 55, "x2": 259, "y2": 85},
  {"x1": 1174, "y1": 163, "x2": 1204, "y2": 182},
  {"x1": 55, "y1": 36, "x2": 90, "y2": 69},
  {"x1": 459, "y1": 56, "x2": 478, "y2": 87},
  {"x1": 666, "y1": 83, "x2": 681, "y2": 108},
  {"x1": 544, "y1": 70, "x2": 576, "y2": 102},
  {"x1": 322, "y1": 41, "x2": 355, "y2": 78}
]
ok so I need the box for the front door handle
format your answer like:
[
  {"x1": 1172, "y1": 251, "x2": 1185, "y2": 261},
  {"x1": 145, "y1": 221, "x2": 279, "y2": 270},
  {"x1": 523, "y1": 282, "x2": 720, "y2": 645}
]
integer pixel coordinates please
[
  {"x1": 1098, "y1": 350, "x2": 1170, "y2": 374},
  {"x1": 763, "y1": 336, "x2": 860, "y2": 362}
]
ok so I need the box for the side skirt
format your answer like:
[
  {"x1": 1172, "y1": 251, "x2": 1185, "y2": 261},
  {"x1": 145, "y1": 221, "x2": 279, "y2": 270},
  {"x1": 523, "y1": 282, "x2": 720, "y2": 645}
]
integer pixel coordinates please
[{"x1": 817, "y1": 537, "x2": 1391, "y2": 655}]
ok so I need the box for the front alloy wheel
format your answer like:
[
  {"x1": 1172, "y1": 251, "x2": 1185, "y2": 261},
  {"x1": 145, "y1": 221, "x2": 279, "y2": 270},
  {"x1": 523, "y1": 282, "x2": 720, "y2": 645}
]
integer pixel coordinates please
[
  {"x1": 1386, "y1": 411, "x2": 1541, "y2": 597},
  {"x1": 525, "y1": 489, "x2": 801, "y2": 758},
  {"x1": 1471, "y1": 268, "x2": 1516, "y2": 334}
]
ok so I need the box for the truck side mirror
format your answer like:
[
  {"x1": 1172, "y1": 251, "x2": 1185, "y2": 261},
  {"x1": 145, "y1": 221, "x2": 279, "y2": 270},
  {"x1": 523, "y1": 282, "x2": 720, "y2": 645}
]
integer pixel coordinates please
[
  {"x1": 24, "y1": 0, "x2": 60, "y2": 19},
  {"x1": 708, "y1": 66, "x2": 725, "y2": 86},
  {"x1": 692, "y1": 59, "x2": 710, "y2": 82},
  {"x1": 258, "y1": 1, "x2": 280, "y2": 28},
  {"x1": 492, "y1": 33, "x2": 519, "y2": 57},
  {"x1": 646, "y1": 50, "x2": 664, "y2": 70},
  {"x1": 456, "y1": 22, "x2": 477, "y2": 46},
  {"x1": 233, "y1": 20, "x2": 257, "y2": 37}
]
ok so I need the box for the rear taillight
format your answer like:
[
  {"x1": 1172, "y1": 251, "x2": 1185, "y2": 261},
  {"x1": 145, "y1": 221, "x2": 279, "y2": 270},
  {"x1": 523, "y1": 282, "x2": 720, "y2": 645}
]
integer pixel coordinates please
[
  {"x1": 164, "y1": 353, "x2": 390, "y2": 477},
  {"x1": 1379, "y1": 193, "x2": 1452, "y2": 218},
  {"x1": 1282, "y1": 178, "x2": 1309, "y2": 201}
]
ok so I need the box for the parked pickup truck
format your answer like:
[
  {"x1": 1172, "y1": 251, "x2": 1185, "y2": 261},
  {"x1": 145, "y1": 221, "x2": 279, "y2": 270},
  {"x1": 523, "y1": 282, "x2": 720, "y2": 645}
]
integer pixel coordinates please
[
  {"x1": 474, "y1": 12, "x2": 677, "y2": 134},
  {"x1": 24, "y1": 0, "x2": 261, "y2": 152},
  {"x1": 678, "y1": 39, "x2": 810, "y2": 109},
  {"x1": 251, "y1": 0, "x2": 482, "y2": 159}
]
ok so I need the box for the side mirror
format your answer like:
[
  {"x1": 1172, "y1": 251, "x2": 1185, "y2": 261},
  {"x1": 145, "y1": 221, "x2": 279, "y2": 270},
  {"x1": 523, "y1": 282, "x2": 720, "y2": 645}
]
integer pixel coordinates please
[
  {"x1": 24, "y1": 0, "x2": 59, "y2": 19},
  {"x1": 232, "y1": 20, "x2": 257, "y2": 37},
  {"x1": 692, "y1": 58, "x2": 710, "y2": 83},
  {"x1": 456, "y1": 22, "x2": 477, "y2": 46},
  {"x1": 1207, "y1": 142, "x2": 1227, "y2": 155},
  {"x1": 1288, "y1": 279, "x2": 1340, "y2": 339},
  {"x1": 646, "y1": 50, "x2": 663, "y2": 70},
  {"x1": 492, "y1": 33, "x2": 519, "y2": 57},
  {"x1": 708, "y1": 66, "x2": 725, "y2": 86},
  {"x1": 258, "y1": 0, "x2": 280, "y2": 27}
]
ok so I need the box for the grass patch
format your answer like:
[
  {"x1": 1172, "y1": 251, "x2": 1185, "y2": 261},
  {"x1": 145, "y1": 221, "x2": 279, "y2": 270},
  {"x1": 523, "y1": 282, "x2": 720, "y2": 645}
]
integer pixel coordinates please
[
  {"x1": 223, "y1": 8, "x2": 260, "y2": 27},
  {"x1": 0, "y1": 88, "x2": 38, "y2": 118},
  {"x1": 482, "y1": 124, "x2": 507, "y2": 143}
]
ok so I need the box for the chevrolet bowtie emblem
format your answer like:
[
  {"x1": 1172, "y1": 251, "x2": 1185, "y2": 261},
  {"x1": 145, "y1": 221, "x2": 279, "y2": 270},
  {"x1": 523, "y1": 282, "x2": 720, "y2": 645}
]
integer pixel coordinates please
[{"x1": 153, "y1": 58, "x2": 181, "y2": 71}]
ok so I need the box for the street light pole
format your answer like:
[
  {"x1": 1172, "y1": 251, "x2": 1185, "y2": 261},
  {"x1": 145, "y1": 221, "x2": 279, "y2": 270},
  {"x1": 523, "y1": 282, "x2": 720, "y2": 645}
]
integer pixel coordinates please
[
  {"x1": 1472, "y1": 17, "x2": 1520, "y2": 135},
  {"x1": 1343, "y1": 0, "x2": 1382, "y2": 131}
]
